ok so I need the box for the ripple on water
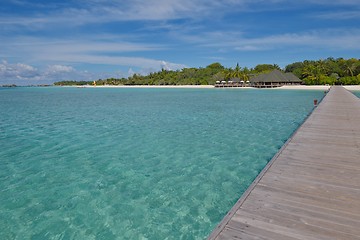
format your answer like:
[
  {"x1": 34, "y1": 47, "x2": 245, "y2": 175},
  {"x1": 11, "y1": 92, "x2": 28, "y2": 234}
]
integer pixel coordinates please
[{"x1": 0, "y1": 87, "x2": 324, "y2": 239}]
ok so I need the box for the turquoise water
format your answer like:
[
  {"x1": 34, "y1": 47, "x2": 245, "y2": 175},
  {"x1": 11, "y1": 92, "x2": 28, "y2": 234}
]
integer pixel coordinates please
[
  {"x1": 353, "y1": 90, "x2": 360, "y2": 98},
  {"x1": 0, "y1": 87, "x2": 324, "y2": 239}
]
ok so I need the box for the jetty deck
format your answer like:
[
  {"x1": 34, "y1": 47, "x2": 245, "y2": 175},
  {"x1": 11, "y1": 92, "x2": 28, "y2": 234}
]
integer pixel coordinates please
[{"x1": 208, "y1": 86, "x2": 360, "y2": 240}]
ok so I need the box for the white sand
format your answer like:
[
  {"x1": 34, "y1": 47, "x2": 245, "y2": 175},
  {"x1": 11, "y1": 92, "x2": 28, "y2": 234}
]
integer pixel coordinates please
[
  {"x1": 72, "y1": 85, "x2": 215, "y2": 89},
  {"x1": 64, "y1": 85, "x2": 360, "y2": 91},
  {"x1": 278, "y1": 85, "x2": 360, "y2": 91},
  {"x1": 342, "y1": 85, "x2": 360, "y2": 91},
  {"x1": 277, "y1": 85, "x2": 332, "y2": 90}
]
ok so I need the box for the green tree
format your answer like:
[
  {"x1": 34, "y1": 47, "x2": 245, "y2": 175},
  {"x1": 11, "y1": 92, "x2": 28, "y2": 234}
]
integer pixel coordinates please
[
  {"x1": 254, "y1": 64, "x2": 280, "y2": 73},
  {"x1": 206, "y1": 62, "x2": 225, "y2": 70},
  {"x1": 232, "y1": 63, "x2": 242, "y2": 79},
  {"x1": 302, "y1": 61, "x2": 319, "y2": 84},
  {"x1": 54, "y1": 57, "x2": 360, "y2": 86},
  {"x1": 339, "y1": 58, "x2": 359, "y2": 77}
]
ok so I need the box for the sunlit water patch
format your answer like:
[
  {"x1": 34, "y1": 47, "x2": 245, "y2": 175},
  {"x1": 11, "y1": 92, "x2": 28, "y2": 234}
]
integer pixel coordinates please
[{"x1": 0, "y1": 87, "x2": 324, "y2": 239}]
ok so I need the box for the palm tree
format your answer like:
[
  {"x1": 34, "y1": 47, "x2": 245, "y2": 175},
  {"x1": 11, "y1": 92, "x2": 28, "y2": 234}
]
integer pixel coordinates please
[
  {"x1": 302, "y1": 62, "x2": 319, "y2": 84},
  {"x1": 340, "y1": 58, "x2": 359, "y2": 77},
  {"x1": 233, "y1": 63, "x2": 242, "y2": 78},
  {"x1": 224, "y1": 68, "x2": 233, "y2": 80},
  {"x1": 316, "y1": 60, "x2": 329, "y2": 76},
  {"x1": 242, "y1": 67, "x2": 250, "y2": 82}
]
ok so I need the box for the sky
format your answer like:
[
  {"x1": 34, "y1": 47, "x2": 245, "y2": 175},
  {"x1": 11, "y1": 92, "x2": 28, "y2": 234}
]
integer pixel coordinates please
[{"x1": 0, "y1": 0, "x2": 359, "y2": 85}]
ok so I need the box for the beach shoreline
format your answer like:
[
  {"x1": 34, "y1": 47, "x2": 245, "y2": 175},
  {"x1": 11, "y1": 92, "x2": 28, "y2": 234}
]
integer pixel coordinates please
[
  {"x1": 342, "y1": 85, "x2": 360, "y2": 91},
  {"x1": 59, "y1": 85, "x2": 360, "y2": 91},
  {"x1": 277, "y1": 85, "x2": 331, "y2": 90},
  {"x1": 278, "y1": 85, "x2": 360, "y2": 91},
  {"x1": 65, "y1": 85, "x2": 215, "y2": 89}
]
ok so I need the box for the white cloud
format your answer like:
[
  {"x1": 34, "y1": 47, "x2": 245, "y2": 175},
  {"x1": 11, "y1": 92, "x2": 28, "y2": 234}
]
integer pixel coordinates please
[
  {"x1": 160, "y1": 60, "x2": 186, "y2": 71},
  {"x1": 190, "y1": 29, "x2": 360, "y2": 52},
  {"x1": 45, "y1": 65, "x2": 75, "y2": 74},
  {"x1": 0, "y1": 60, "x2": 94, "y2": 84},
  {"x1": 0, "y1": 60, "x2": 39, "y2": 80},
  {"x1": 244, "y1": 30, "x2": 360, "y2": 50},
  {"x1": 2, "y1": 36, "x2": 163, "y2": 55},
  {"x1": 2, "y1": 0, "x2": 359, "y2": 30},
  {"x1": 0, "y1": 59, "x2": 186, "y2": 85},
  {"x1": 306, "y1": 0, "x2": 360, "y2": 5},
  {"x1": 35, "y1": 0, "x2": 360, "y2": 24},
  {"x1": 234, "y1": 45, "x2": 263, "y2": 51},
  {"x1": 0, "y1": 0, "x2": 287, "y2": 28},
  {"x1": 316, "y1": 10, "x2": 360, "y2": 19},
  {"x1": 0, "y1": 35, "x2": 186, "y2": 73},
  {"x1": 0, "y1": 1, "x2": 199, "y2": 27}
]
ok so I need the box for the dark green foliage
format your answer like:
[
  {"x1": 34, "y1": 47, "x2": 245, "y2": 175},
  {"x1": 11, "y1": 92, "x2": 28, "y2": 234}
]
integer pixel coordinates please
[
  {"x1": 285, "y1": 62, "x2": 304, "y2": 78},
  {"x1": 254, "y1": 64, "x2": 281, "y2": 73},
  {"x1": 54, "y1": 80, "x2": 92, "y2": 86},
  {"x1": 284, "y1": 58, "x2": 360, "y2": 85},
  {"x1": 206, "y1": 62, "x2": 225, "y2": 70},
  {"x1": 54, "y1": 58, "x2": 360, "y2": 86},
  {"x1": 336, "y1": 76, "x2": 360, "y2": 85}
]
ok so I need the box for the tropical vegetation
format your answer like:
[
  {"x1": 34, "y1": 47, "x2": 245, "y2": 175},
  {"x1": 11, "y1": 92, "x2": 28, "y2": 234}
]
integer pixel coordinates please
[{"x1": 54, "y1": 57, "x2": 360, "y2": 86}]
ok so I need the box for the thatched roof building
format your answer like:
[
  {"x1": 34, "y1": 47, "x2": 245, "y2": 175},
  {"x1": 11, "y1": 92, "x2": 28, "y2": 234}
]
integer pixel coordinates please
[{"x1": 250, "y1": 70, "x2": 302, "y2": 88}]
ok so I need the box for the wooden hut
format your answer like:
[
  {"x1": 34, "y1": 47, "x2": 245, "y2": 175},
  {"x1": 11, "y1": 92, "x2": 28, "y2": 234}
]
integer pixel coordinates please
[{"x1": 250, "y1": 69, "x2": 302, "y2": 88}]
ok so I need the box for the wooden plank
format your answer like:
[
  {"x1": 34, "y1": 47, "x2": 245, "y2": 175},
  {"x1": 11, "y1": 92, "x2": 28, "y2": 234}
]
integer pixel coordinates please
[
  {"x1": 269, "y1": 163, "x2": 360, "y2": 189},
  {"x1": 250, "y1": 185, "x2": 360, "y2": 217},
  {"x1": 224, "y1": 222, "x2": 299, "y2": 240},
  {"x1": 208, "y1": 86, "x2": 360, "y2": 239},
  {"x1": 240, "y1": 194, "x2": 360, "y2": 235},
  {"x1": 240, "y1": 199, "x2": 360, "y2": 235},
  {"x1": 230, "y1": 210, "x2": 360, "y2": 240},
  {"x1": 258, "y1": 174, "x2": 360, "y2": 202}
]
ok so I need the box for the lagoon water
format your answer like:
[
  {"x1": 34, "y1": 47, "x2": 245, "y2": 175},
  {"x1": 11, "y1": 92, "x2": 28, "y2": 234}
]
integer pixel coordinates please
[
  {"x1": 353, "y1": 91, "x2": 360, "y2": 98},
  {"x1": 0, "y1": 87, "x2": 324, "y2": 239}
]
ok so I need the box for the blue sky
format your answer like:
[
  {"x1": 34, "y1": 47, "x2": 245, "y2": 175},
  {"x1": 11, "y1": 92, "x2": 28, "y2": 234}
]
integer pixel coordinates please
[{"x1": 1, "y1": 0, "x2": 359, "y2": 85}]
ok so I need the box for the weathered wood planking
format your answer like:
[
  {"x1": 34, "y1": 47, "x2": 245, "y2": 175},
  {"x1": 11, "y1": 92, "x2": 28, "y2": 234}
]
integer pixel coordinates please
[{"x1": 208, "y1": 86, "x2": 360, "y2": 240}]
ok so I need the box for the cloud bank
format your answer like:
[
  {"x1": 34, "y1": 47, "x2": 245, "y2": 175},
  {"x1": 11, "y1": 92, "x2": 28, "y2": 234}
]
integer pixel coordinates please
[
  {"x1": 0, "y1": 61, "x2": 82, "y2": 85},
  {"x1": 0, "y1": 59, "x2": 186, "y2": 85}
]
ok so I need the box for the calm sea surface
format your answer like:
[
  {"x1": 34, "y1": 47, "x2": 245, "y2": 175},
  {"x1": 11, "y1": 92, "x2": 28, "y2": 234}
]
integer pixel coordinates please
[
  {"x1": 0, "y1": 87, "x2": 324, "y2": 239},
  {"x1": 353, "y1": 90, "x2": 360, "y2": 98}
]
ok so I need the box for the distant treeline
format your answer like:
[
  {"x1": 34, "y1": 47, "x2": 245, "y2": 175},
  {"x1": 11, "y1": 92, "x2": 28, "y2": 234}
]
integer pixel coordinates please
[{"x1": 54, "y1": 57, "x2": 360, "y2": 86}]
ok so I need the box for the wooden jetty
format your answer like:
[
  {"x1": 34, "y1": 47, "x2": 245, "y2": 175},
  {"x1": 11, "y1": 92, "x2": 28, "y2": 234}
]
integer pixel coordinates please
[{"x1": 208, "y1": 86, "x2": 360, "y2": 240}]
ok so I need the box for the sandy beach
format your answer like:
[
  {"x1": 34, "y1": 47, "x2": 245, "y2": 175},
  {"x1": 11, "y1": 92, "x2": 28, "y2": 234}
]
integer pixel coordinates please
[
  {"x1": 73, "y1": 85, "x2": 215, "y2": 89},
  {"x1": 277, "y1": 85, "x2": 332, "y2": 90},
  {"x1": 65, "y1": 85, "x2": 360, "y2": 91},
  {"x1": 278, "y1": 85, "x2": 360, "y2": 91},
  {"x1": 342, "y1": 85, "x2": 360, "y2": 91}
]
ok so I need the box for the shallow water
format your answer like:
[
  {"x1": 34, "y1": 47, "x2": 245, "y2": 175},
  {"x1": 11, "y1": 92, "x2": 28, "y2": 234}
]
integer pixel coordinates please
[
  {"x1": 0, "y1": 87, "x2": 324, "y2": 239},
  {"x1": 352, "y1": 90, "x2": 360, "y2": 98}
]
